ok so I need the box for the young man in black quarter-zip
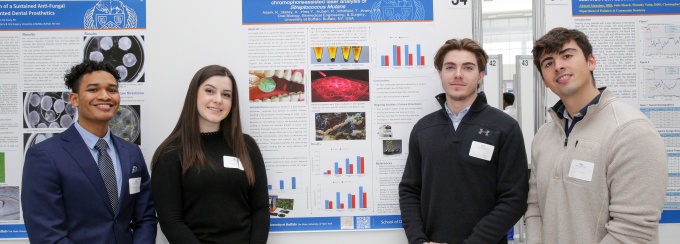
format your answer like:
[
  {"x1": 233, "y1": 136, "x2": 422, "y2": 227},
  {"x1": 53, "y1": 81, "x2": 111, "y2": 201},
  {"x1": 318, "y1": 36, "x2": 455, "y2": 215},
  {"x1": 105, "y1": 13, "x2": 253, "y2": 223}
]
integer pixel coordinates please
[{"x1": 399, "y1": 38, "x2": 529, "y2": 244}]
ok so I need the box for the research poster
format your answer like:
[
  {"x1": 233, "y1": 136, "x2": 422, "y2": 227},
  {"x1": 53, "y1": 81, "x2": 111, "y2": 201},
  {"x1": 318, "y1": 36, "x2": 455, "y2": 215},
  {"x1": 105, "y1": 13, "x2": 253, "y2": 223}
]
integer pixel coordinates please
[
  {"x1": 241, "y1": 0, "x2": 464, "y2": 232},
  {"x1": 545, "y1": 0, "x2": 680, "y2": 223},
  {"x1": 0, "y1": 0, "x2": 147, "y2": 238}
]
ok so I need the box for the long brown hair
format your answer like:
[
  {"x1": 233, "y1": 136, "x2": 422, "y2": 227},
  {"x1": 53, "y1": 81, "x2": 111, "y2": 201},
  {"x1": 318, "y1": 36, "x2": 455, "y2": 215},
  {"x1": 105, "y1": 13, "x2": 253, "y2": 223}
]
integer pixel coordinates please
[{"x1": 151, "y1": 65, "x2": 255, "y2": 185}]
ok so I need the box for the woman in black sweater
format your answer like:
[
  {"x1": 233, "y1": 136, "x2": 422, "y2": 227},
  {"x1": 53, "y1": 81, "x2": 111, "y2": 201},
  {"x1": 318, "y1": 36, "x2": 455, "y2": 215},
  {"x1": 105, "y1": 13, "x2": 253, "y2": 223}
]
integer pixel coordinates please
[{"x1": 151, "y1": 65, "x2": 269, "y2": 243}]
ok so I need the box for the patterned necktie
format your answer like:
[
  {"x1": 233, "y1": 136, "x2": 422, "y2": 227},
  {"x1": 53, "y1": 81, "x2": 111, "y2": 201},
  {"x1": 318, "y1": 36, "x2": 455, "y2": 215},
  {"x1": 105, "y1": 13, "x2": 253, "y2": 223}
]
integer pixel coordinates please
[{"x1": 95, "y1": 139, "x2": 118, "y2": 213}]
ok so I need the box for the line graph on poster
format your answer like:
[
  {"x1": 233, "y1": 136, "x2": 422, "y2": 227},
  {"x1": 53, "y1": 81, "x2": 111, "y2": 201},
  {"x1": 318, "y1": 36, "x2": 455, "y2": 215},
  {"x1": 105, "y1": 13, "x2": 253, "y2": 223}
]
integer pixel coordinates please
[
  {"x1": 642, "y1": 66, "x2": 680, "y2": 100},
  {"x1": 641, "y1": 23, "x2": 680, "y2": 58}
]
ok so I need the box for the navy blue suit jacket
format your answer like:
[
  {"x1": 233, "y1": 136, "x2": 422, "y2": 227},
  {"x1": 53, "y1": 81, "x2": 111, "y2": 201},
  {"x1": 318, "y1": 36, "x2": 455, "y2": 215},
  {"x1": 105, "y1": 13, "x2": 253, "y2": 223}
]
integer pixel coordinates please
[{"x1": 22, "y1": 125, "x2": 157, "y2": 244}]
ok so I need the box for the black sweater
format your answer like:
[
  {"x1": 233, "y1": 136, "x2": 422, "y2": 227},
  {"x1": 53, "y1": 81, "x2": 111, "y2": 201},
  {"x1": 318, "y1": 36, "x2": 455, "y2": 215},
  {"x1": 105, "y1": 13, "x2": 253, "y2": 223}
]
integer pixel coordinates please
[
  {"x1": 151, "y1": 133, "x2": 269, "y2": 244},
  {"x1": 399, "y1": 92, "x2": 529, "y2": 244}
]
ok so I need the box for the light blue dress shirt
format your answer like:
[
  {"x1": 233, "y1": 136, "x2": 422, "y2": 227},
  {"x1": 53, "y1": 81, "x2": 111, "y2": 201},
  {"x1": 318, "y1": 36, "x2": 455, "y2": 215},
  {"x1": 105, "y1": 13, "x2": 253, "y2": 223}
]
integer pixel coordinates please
[
  {"x1": 445, "y1": 103, "x2": 471, "y2": 130},
  {"x1": 74, "y1": 121, "x2": 123, "y2": 198}
]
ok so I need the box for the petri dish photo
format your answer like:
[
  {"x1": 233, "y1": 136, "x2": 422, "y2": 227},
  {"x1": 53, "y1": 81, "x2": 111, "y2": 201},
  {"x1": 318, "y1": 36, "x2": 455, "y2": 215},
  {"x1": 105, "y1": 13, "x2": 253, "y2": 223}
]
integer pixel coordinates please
[{"x1": 83, "y1": 35, "x2": 145, "y2": 82}]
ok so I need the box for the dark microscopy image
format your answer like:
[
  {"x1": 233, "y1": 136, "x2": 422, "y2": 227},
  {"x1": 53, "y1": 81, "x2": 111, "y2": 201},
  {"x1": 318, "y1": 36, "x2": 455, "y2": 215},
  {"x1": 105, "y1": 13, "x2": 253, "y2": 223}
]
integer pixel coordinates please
[
  {"x1": 110, "y1": 105, "x2": 141, "y2": 145},
  {"x1": 23, "y1": 92, "x2": 76, "y2": 129},
  {"x1": 315, "y1": 112, "x2": 366, "y2": 141},
  {"x1": 0, "y1": 186, "x2": 20, "y2": 221},
  {"x1": 84, "y1": 35, "x2": 145, "y2": 82}
]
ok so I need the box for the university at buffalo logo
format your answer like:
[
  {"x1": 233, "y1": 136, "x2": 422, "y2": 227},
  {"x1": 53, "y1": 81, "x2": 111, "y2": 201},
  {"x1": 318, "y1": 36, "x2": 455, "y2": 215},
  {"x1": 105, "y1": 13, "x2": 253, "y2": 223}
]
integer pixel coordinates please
[
  {"x1": 84, "y1": 0, "x2": 138, "y2": 29},
  {"x1": 371, "y1": 0, "x2": 426, "y2": 21}
]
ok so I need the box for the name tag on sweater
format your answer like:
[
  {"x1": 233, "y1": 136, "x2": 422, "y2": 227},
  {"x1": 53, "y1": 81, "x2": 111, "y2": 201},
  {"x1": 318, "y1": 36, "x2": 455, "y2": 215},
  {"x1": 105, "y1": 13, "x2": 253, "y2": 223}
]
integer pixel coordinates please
[
  {"x1": 469, "y1": 141, "x2": 494, "y2": 161},
  {"x1": 223, "y1": 156, "x2": 244, "y2": 171},
  {"x1": 568, "y1": 160, "x2": 594, "y2": 181}
]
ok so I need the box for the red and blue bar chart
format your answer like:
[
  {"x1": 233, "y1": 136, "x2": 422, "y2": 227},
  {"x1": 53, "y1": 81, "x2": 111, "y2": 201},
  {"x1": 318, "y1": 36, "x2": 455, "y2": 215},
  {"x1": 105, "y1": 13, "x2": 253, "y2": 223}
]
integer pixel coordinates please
[
  {"x1": 324, "y1": 186, "x2": 368, "y2": 209},
  {"x1": 323, "y1": 156, "x2": 365, "y2": 175},
  {"x1": 381, "y1": 44, "x2": 425, "y2": 67}
]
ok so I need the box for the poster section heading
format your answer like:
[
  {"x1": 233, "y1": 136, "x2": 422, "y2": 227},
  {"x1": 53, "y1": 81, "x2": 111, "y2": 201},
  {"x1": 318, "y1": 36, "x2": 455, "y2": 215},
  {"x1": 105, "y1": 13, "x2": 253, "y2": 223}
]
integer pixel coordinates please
[
  {"x1": 0, "y1": 224, "x2": 26, "y2": 239},
  {"x1": 573, "y1": 0, "x2": 680, "y2": 16},
  {"x1": 270, "y1": 215, "x2": 402, "y2": 231},
  {"x1": 242, "y1": 0, "x2": 433, "y2": 24},
  {"x1": 0, "y1": 1, "x2": 146, "y2": 30}
]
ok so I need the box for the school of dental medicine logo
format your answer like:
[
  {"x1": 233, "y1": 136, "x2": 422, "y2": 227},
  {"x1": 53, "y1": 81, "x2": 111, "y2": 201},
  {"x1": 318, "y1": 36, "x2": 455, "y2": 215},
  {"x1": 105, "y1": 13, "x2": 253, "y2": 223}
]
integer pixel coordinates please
[
  {"x1": 84, "y1": 0, "x2": 138, "y2": 29},
  {"x1": 371, "y1": 0, "x2": 426, "y2": 21}
]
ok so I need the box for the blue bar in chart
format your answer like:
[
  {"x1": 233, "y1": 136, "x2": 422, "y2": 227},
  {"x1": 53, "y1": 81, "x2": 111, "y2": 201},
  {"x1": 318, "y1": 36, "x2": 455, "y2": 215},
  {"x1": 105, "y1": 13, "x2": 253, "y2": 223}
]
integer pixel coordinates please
[
  {"x1": 359, "y1": 186, "x2": 364, "y2": 208},
  {"x1": 405, "y1": 45, "x2": 409, "y2": 66},
  {"x1": 417, "y1": 44, "x2": 421, "y2": 65},
  {"x1": 292, "y1": 177, "x2": 296, "y2": 189}
]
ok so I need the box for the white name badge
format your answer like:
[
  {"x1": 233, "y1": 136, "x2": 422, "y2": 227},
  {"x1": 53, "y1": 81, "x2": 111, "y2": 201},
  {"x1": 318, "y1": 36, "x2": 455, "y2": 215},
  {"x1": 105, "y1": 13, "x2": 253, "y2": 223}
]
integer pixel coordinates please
[
  {"x1": 129, "y1": 177, "x2": 141, "y2": 194},
  {"x1": 223, "y1": 156, "x2": 244, "y2": 171},
  {"x1": 568, "y1": 160, "x2": 594, "y2": 181},
  {"x1": 469, "y1": 141, "x2": 494, "y2": 161}
]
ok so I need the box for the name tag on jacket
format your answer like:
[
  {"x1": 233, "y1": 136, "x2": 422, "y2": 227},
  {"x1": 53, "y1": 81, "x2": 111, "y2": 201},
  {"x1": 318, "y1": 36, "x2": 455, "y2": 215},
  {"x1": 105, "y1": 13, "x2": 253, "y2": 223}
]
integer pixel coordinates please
[{"x1": 129, "y1": 177, "x2": 141, "y2": 194}]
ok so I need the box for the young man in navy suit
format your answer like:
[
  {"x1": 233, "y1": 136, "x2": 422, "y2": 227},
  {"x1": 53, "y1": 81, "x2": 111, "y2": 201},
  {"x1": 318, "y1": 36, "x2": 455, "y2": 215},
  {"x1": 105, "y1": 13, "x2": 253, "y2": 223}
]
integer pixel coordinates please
[{"x1": 22, "y1": 61, "x2": 157, "y2": 243}]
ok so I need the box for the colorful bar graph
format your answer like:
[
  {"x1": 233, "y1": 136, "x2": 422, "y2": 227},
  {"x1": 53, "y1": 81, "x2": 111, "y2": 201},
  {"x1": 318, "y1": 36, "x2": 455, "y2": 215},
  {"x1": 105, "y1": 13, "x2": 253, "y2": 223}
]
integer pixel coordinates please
[
  {"x1": 322, "y1": 156, "x2": 366, "y2": 175},
  {"x1": 324, "y1": 186, "x2": 368, "y2": 209},
  {"x1": 267, "y1": 176, "x2": 298, "y2": 190},
  {"x1": 382, "y1": 44, "x2": 425, "y2": 67}
]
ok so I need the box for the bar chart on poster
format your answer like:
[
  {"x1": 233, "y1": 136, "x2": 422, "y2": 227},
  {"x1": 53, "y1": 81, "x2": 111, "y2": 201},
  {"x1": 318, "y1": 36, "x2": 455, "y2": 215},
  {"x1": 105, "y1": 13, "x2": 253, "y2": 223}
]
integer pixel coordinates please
[
  {"x1": 314, "y1": 149, "x2": 369, "y2": 176},
  {"x1": 319, "y1": 185, "x2": 370, "y2": 211},
  {"x1": 267, "y1": 170, "x2": 304, "y2": 191},
  {"x1": 379, "y1": 44, "x2": 427, "y2": 67}
]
